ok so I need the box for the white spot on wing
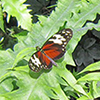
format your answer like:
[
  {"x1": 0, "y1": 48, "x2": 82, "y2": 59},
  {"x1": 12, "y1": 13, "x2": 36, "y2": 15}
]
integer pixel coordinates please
[
  {"x1": 31, "y1": 55, "x2": 41, "y2": 67},
  {"x1": 49, "y1": 34, "x2": 66, "y2": 44},
  {"x1": 62, "y1": 30, "x2": 65, "y2": 33}
]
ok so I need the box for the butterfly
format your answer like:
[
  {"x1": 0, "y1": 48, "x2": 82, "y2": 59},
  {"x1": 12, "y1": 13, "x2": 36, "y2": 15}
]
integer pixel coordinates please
[{"x1": 29, "y1": 28, "x2": 73, "y2": 72}]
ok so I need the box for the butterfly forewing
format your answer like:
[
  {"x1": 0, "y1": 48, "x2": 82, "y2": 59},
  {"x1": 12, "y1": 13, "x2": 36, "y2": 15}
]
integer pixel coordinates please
[
  {"x1": 29, "y1": 28, "x2": 73, "y2": 72},
  {"x1": 43, "y1": 43, "x2": 65, "y2": 60},
  {"x1": 42, "y1": 29, "x2": 73, "y2": 60}
]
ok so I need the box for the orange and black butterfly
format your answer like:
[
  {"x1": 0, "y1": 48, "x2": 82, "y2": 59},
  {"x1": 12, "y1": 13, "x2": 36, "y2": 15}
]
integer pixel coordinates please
[{"x1": 29, "y1": 29, "x2": 73, "y2": 72}]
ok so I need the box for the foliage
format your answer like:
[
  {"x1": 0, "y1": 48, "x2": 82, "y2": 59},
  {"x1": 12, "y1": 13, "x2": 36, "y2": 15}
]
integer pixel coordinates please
[
  {"x1": 0, "y1": 0, "x2": 100, "y2": 100},
  {"x1": 1, "y1": 0, "x2": 32, "y2": 31},
  {"x1": 0, "y1": 2, "x2": 4, "y2": 32}
]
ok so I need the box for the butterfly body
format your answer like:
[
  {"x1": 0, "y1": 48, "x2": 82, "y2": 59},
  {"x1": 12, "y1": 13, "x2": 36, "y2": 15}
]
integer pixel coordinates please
[{"x1": 29, "y1": 29, "x2": 73, "y2": 72}]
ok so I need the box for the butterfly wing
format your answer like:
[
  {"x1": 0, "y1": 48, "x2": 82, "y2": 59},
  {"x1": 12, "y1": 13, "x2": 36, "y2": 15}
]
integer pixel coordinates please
[
  {"x1": 29, "y1": 29, "x2": 73, "y2": 72},
  {"x1": 42, "y1": 29, "x2": 73, "y2": 60},
  {"x1": 29, "y1": 50, "x2": 53, "y2": 72}
]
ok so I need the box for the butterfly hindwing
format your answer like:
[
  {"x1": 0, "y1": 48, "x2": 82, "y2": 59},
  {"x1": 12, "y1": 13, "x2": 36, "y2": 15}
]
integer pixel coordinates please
[
  {"x1": 29, "y1": 29, "x2": 73, "y2": 72},
  {"x1": 29, "y1": 50, "x2": 53, "y2": 72},
  {"x1": 29, "y1": 51, "x2": 42, "y2": 72}
]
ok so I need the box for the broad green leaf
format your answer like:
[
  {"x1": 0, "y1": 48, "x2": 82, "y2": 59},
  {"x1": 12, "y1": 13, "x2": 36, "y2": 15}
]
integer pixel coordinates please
[
  {"x1": 93, "y1": 81, "x2": 98, "y2": 94},
  {"x1": 78, "y1": 72, "x2": 100, "y2": 82},
  {"x1": 78, "y1": 61, "x2": 100, "y2": 75},
  {"x1": 0, "y1": 69, "x2": 68, "y2": 100},
  {"x1": 0, "y1": 78, "x2": 13, "y2": 94},
  {"x1": 0, "y1": 49, "x2": 16, "y2": 77}
]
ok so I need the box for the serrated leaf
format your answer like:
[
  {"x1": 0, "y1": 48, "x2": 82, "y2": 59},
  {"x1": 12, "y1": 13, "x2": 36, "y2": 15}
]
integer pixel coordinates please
[
  {"x1": 1, "y1": 0, "x2": 32, "y2": 31},
  {"x1": 68, "y1": 0, "x2": 100, "y2": 28}
]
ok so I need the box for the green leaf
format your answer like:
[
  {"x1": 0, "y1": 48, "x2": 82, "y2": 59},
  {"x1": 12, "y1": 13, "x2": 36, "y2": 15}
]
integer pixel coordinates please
[
  {"x1": 0, "y1": 0, "x2": 100, "y2": 99},
  {"x1": 12, "y1": 47, "x2": 35, "y2": 68},
  {"x1": 0, "y1": 2, "x2": 4, "y2": 32},
  {"x1": 0, "y1": 49, "x2": 16, "y2": 78},
  {"x1": 1, "y1": 0, "x2": 32, "y2": 31},
  {"x1": 0, "y1": 78, "x2": 13, "y2": 94},
  {"x1": 78, "y1": 61, "x2": 100, "y2": 75},
  {"x1": 55, "y1": 65, "x2": 87, "y2": 96},
  {"x1": 68, "y1": 0, "x2": 100, "y2": 28},
  {"x1": 0, "y1": 69, "x2": 69, "y2": 100},
  {"x1": 78, "y1": 72, "x2": 100, "y2": 82},
  {"x1": 77, "y1": 81, "x2": 100, "y2": 99}
]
